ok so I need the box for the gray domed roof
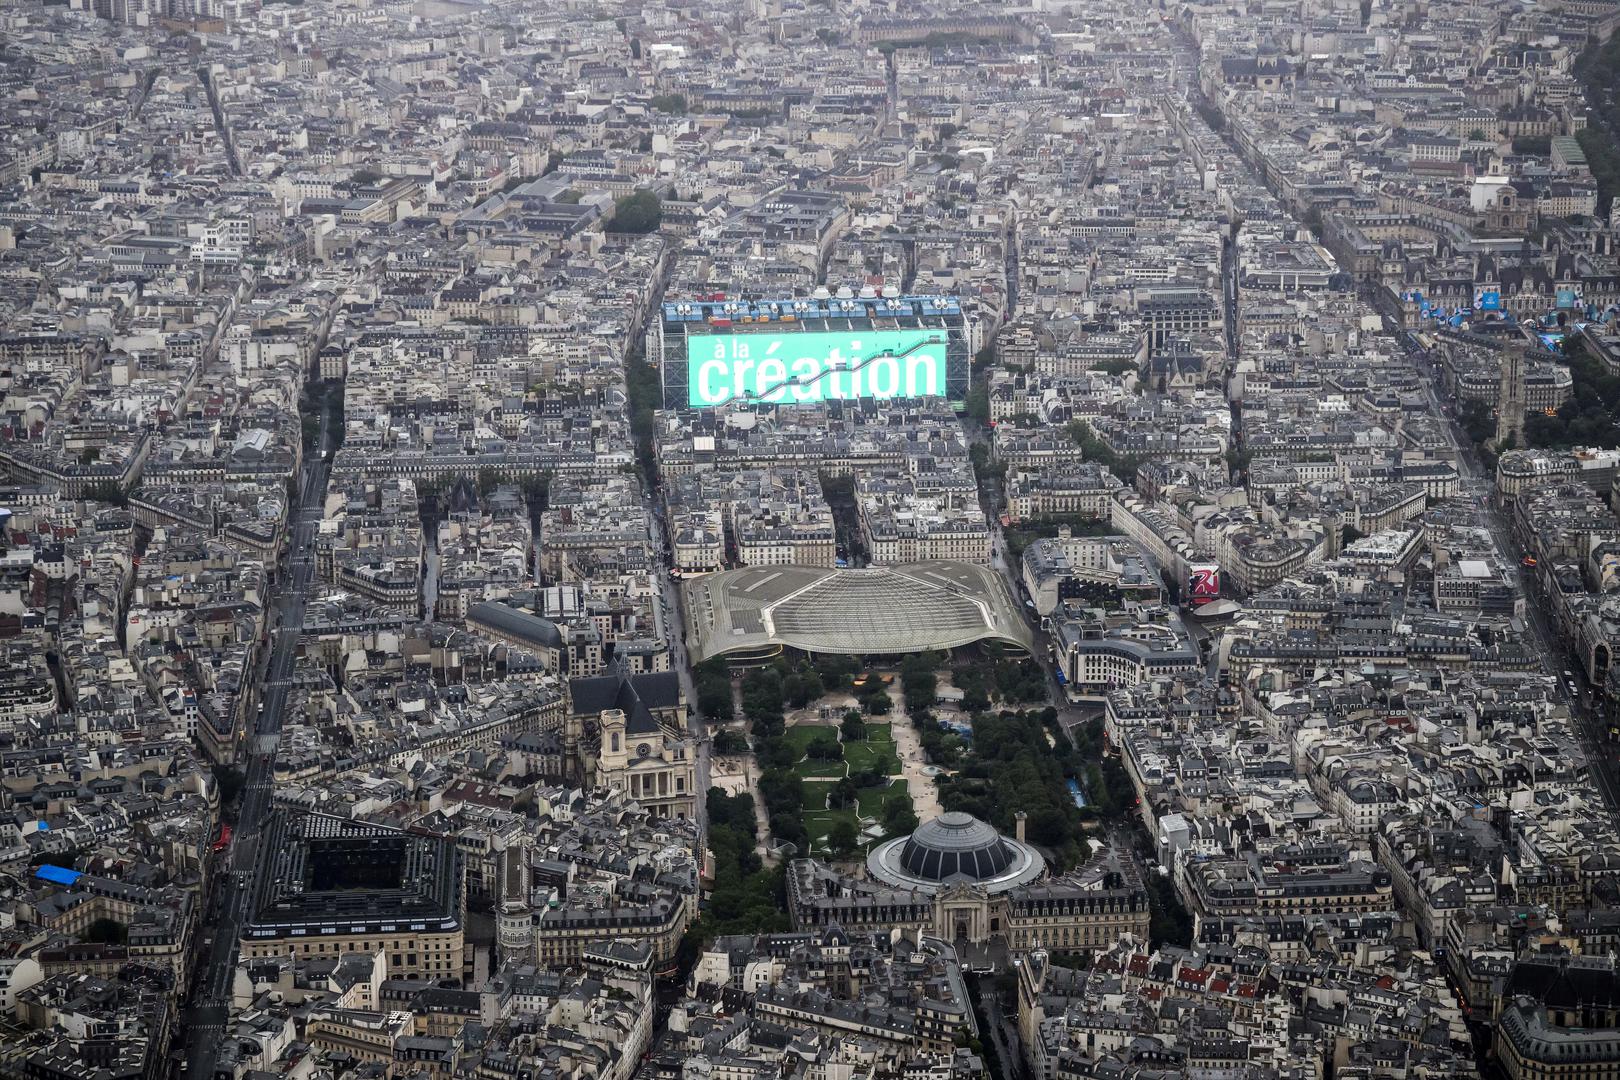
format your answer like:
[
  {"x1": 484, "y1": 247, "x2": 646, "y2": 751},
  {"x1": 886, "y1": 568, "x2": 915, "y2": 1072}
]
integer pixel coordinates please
[
  {"x1": 898, "y1": 812, "x2": 1017, "y2": 882},
  {"x1": 867, "y1": 811, "x2": 1045, "y2": 895}
]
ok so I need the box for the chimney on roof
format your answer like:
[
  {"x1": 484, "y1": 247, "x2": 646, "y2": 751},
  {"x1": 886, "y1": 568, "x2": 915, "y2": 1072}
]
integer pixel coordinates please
[{"x1": 1015, "y1": 811, "x2": 1027, "y2": 845}]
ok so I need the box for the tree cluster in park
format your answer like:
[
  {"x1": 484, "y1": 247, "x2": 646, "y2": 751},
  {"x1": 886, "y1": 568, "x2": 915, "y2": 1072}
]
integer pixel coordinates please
[
  {"x1": 1523, "y1": 340, "x2": 1620, "y2": 451},
  {"x1": 678, "y1": 788, "x2": 789, "y2": 967},
  {"x1": 1576, "y1": 31, "x2": 1620, "y2": 216},
  {"x1": 606, "y1": 190, "x2": 661, "y2": 233}
]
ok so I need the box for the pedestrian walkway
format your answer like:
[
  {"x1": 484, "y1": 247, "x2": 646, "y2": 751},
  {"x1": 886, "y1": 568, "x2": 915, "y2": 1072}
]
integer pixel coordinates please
[
  {"x1": 711, "y1": 751, "x2": 775, "y2": 863},
  {"x1": 886, "y1": 688, "x2": 944, "y2": 821}
]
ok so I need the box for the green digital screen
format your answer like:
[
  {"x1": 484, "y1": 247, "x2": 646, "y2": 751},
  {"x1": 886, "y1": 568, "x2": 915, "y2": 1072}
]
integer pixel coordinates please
[{"x1": 687, "y1": 329, "x2": 949, "y2": 407}]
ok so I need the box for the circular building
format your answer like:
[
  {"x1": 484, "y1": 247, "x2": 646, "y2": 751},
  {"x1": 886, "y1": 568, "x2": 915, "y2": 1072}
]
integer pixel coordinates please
[{"x1": 867, "y1": 812, "x2": 1045, "y2": 895}]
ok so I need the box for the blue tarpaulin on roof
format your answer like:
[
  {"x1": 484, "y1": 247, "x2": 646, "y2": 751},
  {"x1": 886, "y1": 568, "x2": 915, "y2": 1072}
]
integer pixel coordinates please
[{"x1": 34, "y1": 865, "x2": 81, "y2": 886}]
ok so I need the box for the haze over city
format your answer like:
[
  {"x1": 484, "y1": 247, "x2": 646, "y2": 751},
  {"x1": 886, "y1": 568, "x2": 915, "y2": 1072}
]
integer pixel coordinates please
[{"x1": 3, "y1": 1, "x2": 1620, "y2": 1078}]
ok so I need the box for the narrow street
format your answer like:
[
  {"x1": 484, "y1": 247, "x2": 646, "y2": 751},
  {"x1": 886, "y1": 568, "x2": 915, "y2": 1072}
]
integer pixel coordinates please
[
  {"x1": 1412, "y1": 345, "x2": 1620, "y2": 814},
  {"x1": 173, "y1": 409, "x2": 335, "y2": 1079},
  {"x1": 627, "y1": 253, "x2": 713, "y2": 832},
  {"x1": 422, "y1": 526, "x2": 439, "y2": 620},
  {"x1": 197, "y1": 66, "x2": 243, "y2": 177},
  {"x1": 647, "y1": 489, "x2": 710, "y2": 811},
  {"x1": 975, "y1": 973, "x2": 1024, "y2": 1080},
  {"x1": 1222, "y1": 232, "x2": 1238, "y2": 362}
]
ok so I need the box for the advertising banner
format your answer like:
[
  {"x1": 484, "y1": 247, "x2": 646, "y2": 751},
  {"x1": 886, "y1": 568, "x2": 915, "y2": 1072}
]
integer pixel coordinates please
[
  {"x1": 687, "y1": 330, "x2": 950, "y2": 407},
  {"x1": 1187, "y1": 564, "x2": 1221, "y2": 606}
]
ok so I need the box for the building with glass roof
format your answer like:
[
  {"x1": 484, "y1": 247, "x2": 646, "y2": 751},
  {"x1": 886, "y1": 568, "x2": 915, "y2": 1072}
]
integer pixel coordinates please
[{"x1": 683, "y1": 560, "x2": 1035, "y2": 664}]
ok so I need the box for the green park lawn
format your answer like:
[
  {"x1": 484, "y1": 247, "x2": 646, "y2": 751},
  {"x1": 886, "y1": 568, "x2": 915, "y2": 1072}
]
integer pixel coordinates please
[
  {"x1": 787, "y1": 721, "x2": 900, "y2": 783},
  {"x1": 801, "y1": 776, "x2": 912, "y2": 853},
  {"x1": 794, "y1": 759, "x2": 849, "y2": 778},
  {"x1": 802, "y1": 809, "x2": 849, "y2": 849},
  {"x1": 783, "y1": 725, "x2": 833, "y2": 757},
  {"x1": 857, "y1": 778, "x2": 908, "y2": 819},
  {"x1": 844, "y1": 733, "x2": 900, "y2": 775},
  {"x1": 787, "y1": 720, "x2": 913, "y2": 854}
]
